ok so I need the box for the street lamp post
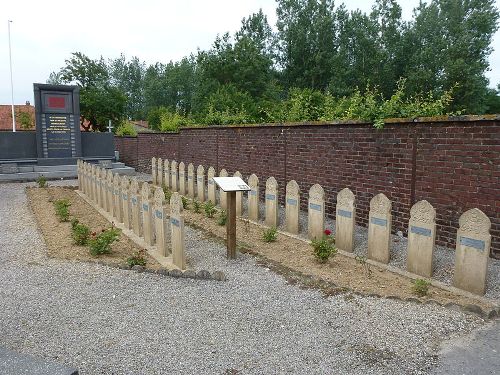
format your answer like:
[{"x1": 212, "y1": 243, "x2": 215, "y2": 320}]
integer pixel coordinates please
[{"x1": 8, "y1": 20, "x2": 16, "y2": 132}]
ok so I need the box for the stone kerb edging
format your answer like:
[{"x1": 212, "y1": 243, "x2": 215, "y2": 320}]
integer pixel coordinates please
[
  {"x1": 240, "y1": 217, "x2": 499, "y2": 319},
  {"x1": 76, "y1": 166, "x2": 226, "y2": 282}
]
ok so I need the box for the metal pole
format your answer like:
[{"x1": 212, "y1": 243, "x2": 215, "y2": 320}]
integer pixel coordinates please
[{"x1": 8, "y1": 20, "x2": 16, "y2": 132}]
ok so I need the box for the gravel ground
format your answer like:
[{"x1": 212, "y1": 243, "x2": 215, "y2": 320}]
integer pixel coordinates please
[
  {"x1": 240, "y1": 197, "x2": 500, "y2": 301},
  {"x1": 0, "y1": 180, "x2": 488, "y2": 374}
]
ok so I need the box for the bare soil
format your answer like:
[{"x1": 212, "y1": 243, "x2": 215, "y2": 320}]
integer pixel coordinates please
[
  {"x1": 26, "y1": 187, "x2": 161, "y2": 269},
  {"x1": 179, "y1": 200, "x2": 497, "y2": 311}
]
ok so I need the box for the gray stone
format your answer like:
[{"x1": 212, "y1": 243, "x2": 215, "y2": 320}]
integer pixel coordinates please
[
  {"x1": 131, "y1": 265, "x2": 145, "y2": 272},
  {"x1": 1, "y1": 164, "x2": 18, "y2": 174},
  {"x1": 487, "y1": 309, "x2": 498, "y2": 319},
  {"x1": 157, "y1": 268, "x2": 169, "y2": 276},
  {"x1": 197, "y1": 270, "x2": 212, "y2": 279},
  {"x1": 169, "y1": 269, "x2": 183, "y2": 278},
  {"x1": 182, "y1": 270, "x2": 197, "y2": 279},
  {"x1": 99, "y1": 160, "x2": 113, "y2": 169},
  {"x1": 405, "y1": 297, "x2": 422, "y2": 304},
  {"x1": 462, "y1": 304, "x2": 485, "y2": 316},
  {"x1": 212, "y1": 271, "x2": 227, "y2": 281}
]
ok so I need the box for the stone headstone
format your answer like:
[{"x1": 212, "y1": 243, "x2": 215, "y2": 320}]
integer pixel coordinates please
[
  {"x1": 151, "y1": 157, "x2": 157, "y2": 185},
  {"x1": 197, "y1": 165, "x2": 205, "y2": 202},
  {"x1": 207, "y1": 166, "x2": 216, "y2": 204},
  {"x1": 187, "y1": 163, "x2": 195, "y2": 198},
  {"x1": 141, "y1": 182, "x2": 154, "y2": 245},
  {"x1": 170, "y1": 192, "x2": 186, "y2": 270},
  {"x1": 100, "y1": 169, "x2": 108, "y2": 210},
  {"x1": 106, "y1": 170, "x2": 114, "y2": 216},
  {"x1": 219, "y1": 169, "x2": 228, "y2": 209},
  {"x1": 157, "y1": 158, "x2": 163, "y2": 187},
  {"x1": 308, "y1": 184, "x2": 325, "y2": 240},
  {"x1": 247, "y1": 174, "x2": 259, "y2": 222},
  {"x1": 77, "y1": 160, "x2": 82, "y2": 190},
  {"x1": 178, "y1": 162, "x2": 186, "y2": 195},
  {"x1": 91, "y1": 165, "x2": 97, "y2": 202},
  {"x1": 234, "y1": 171, "x2": 243, "y2": 216},
  {"x1": 407, "y1": 200, "x2": 436, "y2": 277},
  {"x1": 129, "y1": 178, "x2": 142, "y2": 237},
  {"x1": 121, "y1": 176, "x2": 131, "y2": 230},
  {"x1": 170, "y1": 161, "x2": 178, "y2": 192},
  {"x1": 96, "y1": 167, "x2": 103, "y2": 207},
  {"x1": 154, "y1": 187, "x2": 170, "y2": 257},
  {"x1": 285, "y1": 180, "x2": 300, "y2": 234},
  {"x1": 367, "y1": 193, "x2": 392, "y2": 264},
  {"x1": 265, "y1": 177, "x2": 279, "y2": 227},
  {"x1": 335, "y1": 188, "x2": 356, "y2": 252},
  {"x1": 453, "y1": 208, "x2": 491, "y2": 295},
  {"x1": 163, "y1": 159, "x2": 170, "y2": 188},
  {"x1": 113, "y1": 174, "x2": 123, "y2": 223}
]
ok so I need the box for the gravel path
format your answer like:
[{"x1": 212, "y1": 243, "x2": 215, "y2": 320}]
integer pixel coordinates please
[{"x1": 0, "y1": 181, "x2": 488, "y2": 375}]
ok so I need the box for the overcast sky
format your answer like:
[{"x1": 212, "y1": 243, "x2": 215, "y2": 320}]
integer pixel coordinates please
[{"x1": 1, "y1": 0, "x2": 499, "y2": 104}]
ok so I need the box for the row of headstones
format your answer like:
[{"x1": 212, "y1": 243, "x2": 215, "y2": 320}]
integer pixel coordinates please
[
  {"x1": 77, "y1": 160, "x2": 186, "y2": 270},
  {"x1": 152, "y1": 157, "x2": 492, "y2": 296}
]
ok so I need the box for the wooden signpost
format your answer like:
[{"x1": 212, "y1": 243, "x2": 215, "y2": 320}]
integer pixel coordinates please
[{"x1": 212, "y1": 176, "x2": 251, "y2": 259}]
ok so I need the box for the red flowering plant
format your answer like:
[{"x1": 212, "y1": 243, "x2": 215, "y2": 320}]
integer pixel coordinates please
[{"x1": 311, "y1": 229, "x2": 337, "y2": 263}]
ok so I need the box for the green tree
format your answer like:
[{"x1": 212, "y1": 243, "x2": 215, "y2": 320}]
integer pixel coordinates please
[{"x1": 53, "y1": 52, "x2": 127, "y2": 131}]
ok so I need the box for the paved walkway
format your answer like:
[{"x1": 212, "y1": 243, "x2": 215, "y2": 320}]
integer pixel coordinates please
[{"x1": 0, "y1": 182, "x2": 495, "y2": 375}]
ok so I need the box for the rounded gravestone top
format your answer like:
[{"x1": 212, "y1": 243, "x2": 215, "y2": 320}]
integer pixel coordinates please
[
  {"x1": 266, "y1": 176, "x2": 278, "y2": 192},
  {"x1": 101, "y1": 169, "x2": 107, "y2": 178},
  {"x1": 188, "y1": 163, "x2": 194, "y2": 173},
  {"x1": 207, "y1": 166, "x2": 216, "y2": 177},
  {"x1": 170, "y1": 192, "x2": 183, "y2": 215},
  {"x1": 219, "y1": 169, "x2": 228, "y2": 177},
  {"x1": 337, "y1": 188, "x2": 355, "y2": 209},
  {"x1": 152, "y1": 157, "x2": 156, "y2": 165},
  {"x1": 121, "y1": 175, "x2": 130, "y2": 188},
  {"x1": 154, "y1": 186, "x2": 165, "y2": 207},
  {"x1": 113, "y1": 174, "x2": 121, "y2": 186},
  {"x1": 141, "y1": 181, "x2": 151, "y2": 199},
  {"x1": 234, "y1": 171, "x2": 242, "y2": 178},
  {"x1": 197, "y1": 165, "x2": 205, "y2": 174},
  {"x1": 309, "y1": 184, "x2": 324, "y2": 201},
  {"x1": 286, "y1": 180, "x2": 299, "y2": 196},
  {"x1": 179, "y1": 162, "x2": 185, "y2": 170},
  {"x1": 370, "y1": 193, "x2": 391, "y2": 214},
  {"x1": 171, "y1": 160, "x2": 178, "y2": 168},
  {"x1": 459, "y1": 208, "x2": 490, "y2": 235},
  {"x1": 410, "y1": 200, "x2": 435, "y2": 224},
  {"x1": 248, "y1": 174, "x2": 259, "y2": 188},
  {"x1": 107, "y1": 170, "x2": 114, "y2": 182},
  {"x1": 130, "y1": 178, "x2": 139, "y2": 194}
]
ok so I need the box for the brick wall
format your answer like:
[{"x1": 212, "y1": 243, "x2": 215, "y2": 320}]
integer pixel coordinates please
[{"x1": 114, "y1": 118, "x2": 500, "y2": 257}]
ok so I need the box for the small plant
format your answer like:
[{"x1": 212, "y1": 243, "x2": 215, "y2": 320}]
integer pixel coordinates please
[
  {"x1": 217, "y1": 210, "x2": 227, "y2": 226},
  {"x1": 162, "y1": 185, "x2": 172, "y2": 202},
  {"x1": 311, "y1": 229, "x2": 337, "y2": 263},
  {"x1": 181, "y1": 196, "x2": 189, "y2": 209},
  {"x1": 412, "y1": 279, "x2": 430, "y2": 297},
  {"x1": 204, "y1": 200, "x2": 216, "y2": 218},
  {"x1": 71, "y1": 218, "x2": 90, "y2": 245},
  {"x1": 193, "y1": 200, "x2": 202, "y2": 213},
  {"x1": 54, "y1": 199, "x2": 71, "y2": 222},
  {"x1": 36, "y1": 175, "x2": 47, "y2": 188},
  {"x1": 263, "y1": 227, "x2": 278, "y2": 243},
  {"x1": 355, "y1": 255, "x2": 372, "y2": 278},
  {"x1": 127, "y1": 249, "x2": 147, "y2": 267},
  {"x1": 88, "y1": 226, "x2": 121, "y2": 256}
]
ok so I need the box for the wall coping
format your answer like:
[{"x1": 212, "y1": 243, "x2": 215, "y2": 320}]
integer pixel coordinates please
[{"x1": 114, "y1": 115, "x2": 500, "y2": 136}]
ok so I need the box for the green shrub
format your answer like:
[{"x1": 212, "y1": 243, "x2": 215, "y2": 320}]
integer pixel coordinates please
[
  {"x1": 54, "y1": 199, "x2": 71, "y2": 222},
  {"x1": 181, "y1": 196, "x2": 189, "y2": 209},
  {"x1": 115, "y1": 121, "x2": 137, "y2": 136},
  {"x1": 71, "y1": 219, "x2": 91, "y2": 245},
  {"x1": 162, "y1": 185, "x2": 172, "y2": 202},
  {"x1": 127, "y1": 249, "x2": 147, "y2": 267},
  {"x1": 36, "y1": 175, "x2": 47, "y2": 188},
  {"x1": 88, "y1": 226, "x2": 121, "y2": 256},
  {"x1": 160, "y1": 108, "x2": 192, "y2": 132},
  {"x1": 217, "y1": 210, "x2": 227, "y2": 226},
  {"x1": 193, "y1": 200, "x2": 202, "y2": 213},
  {"x1": 17, "y1": 111, "x2": 34, "y2": 129},
  {"x1": 263, "y1": 227, "x2": 278, "y2": 243},
  {"x1": 311, "y1": 230, "x2": 337, "y2": 263},
  {"x1": 412, "y1": 279, "x2": 431, "y2": 297},
  {"x1": 204, "y1": 200, "x2": 216, "y2": 218}
]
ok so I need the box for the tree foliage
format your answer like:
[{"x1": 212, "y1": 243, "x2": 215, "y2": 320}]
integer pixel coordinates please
[{"x1": 49, "y1": 1, "x2": 499, "y2": 130}]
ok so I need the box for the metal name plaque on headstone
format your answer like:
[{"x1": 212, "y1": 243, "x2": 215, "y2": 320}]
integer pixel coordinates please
[
  {"x1": 309, "y1": 203, "x2": 322, "y2": 211},
  {"x1": 371, "y1": 217, "x2": 387, "y2": 227},
  {"x1": 460, "y1": 236, "x2": 485, "y2": 251},
  {"x1": 34, "y1": 83, "x2": 82, "y2": 159},
  {"x1": 287, "y1": 198, "x2": 297, "y2": 206},
  {"x1": 337, "y1": 209, "x2": 352, "y2": 218},
  {"x1": 411, "y1": 226, "x2": 432, "y2": 237}
]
